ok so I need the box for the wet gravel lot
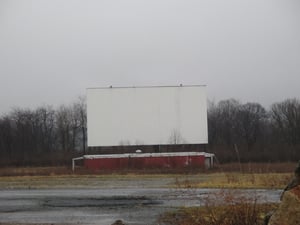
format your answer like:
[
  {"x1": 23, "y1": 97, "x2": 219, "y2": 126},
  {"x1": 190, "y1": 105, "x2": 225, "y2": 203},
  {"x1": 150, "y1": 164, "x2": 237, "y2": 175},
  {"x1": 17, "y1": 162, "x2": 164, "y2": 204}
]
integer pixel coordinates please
[
  {"x1": 0, "y1": 187, "x2": 282, "y2": 225},
  {"x1": 0, "y1": 174, "x2": 284, "y2": 225}
]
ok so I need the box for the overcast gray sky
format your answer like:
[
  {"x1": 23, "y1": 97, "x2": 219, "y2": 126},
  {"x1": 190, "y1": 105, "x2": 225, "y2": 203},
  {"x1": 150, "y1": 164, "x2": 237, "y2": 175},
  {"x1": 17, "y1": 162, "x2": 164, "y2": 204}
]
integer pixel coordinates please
[{"x1": 0, "y1": 0, "x2": 299, "y2": 113}]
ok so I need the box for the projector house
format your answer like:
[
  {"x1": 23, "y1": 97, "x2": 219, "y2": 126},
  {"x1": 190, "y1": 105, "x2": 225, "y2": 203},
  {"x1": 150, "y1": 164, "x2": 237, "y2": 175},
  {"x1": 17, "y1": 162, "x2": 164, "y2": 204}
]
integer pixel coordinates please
[{"x1": 73, "y1": 85, "x2": 214, "y2": 171}]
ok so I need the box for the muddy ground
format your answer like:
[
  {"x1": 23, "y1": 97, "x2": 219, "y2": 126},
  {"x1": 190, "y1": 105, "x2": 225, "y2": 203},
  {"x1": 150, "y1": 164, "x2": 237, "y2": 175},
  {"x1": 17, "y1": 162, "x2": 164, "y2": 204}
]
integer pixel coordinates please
[{"x1": 0, "y1": 175, "x2": 282, "y2": 225}]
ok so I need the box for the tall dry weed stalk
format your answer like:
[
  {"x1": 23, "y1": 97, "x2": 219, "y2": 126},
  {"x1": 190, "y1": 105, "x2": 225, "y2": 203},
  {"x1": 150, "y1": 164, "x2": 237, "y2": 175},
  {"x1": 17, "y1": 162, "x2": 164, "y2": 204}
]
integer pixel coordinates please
[
  {"x1": 160, "y1": 189, "x2": 275, "y2": 225},
  {"x1": 203, "y1": 190, "x2": 260, "y2": 225}
]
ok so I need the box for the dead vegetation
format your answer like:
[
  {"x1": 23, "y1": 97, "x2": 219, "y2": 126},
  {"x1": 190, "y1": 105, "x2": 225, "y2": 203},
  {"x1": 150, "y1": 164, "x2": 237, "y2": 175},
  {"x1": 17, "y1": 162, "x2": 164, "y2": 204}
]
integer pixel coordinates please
[
  {"x1": 172, "y1": 162, "x2": 296, "y2": 189},
  {"x1": 0, "y1": 166, "x2": 73, "y2": 176},
  {"x1": 0, "y1": 162, "x2": 296, "y2": 176},
  {"x1": 216, "y1": 162, "x2": 297, "y2": 173},
  {"x1": 0, "y1": 162, "x2": 295, "y2": 190},
  {"x1": 173, "y1": 173, "x2": 293, "y2": 189},
  {"x1": 159, "y1": 190, "x2": 278, "y2": 225},
  {"x1": 161, "y1": 162, "x2": 296, "y2": 225}
]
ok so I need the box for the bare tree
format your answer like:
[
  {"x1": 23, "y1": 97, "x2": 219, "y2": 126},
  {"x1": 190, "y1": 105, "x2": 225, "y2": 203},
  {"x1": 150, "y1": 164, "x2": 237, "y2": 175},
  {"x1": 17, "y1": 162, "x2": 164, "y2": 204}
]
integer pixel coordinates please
[
  {"x1": 0, "y1": 116, "x2": 14, "y2": 161},
  {"x1": 55, "y1": 98, "x2": 87, "y2": 153},
  {"x1": 34, "y1": 106, "x2": 56, "y2": 153},
  {"x1": 10, "y1": 108, "x2": 37, "y2": 162},
  {"x1": 236, "y1": 102, "x2": 266, "y2": 151},
  {"x1": 72, "y1": 96, "x2": 87, "y2": 154},
  {"x1": 215, "y1": 99, "x2": 241, "y2": 146},
  {"x1": 270, "y1": 98, "x2": 300, "y2": 145},
  {"x1": 207, "y1": 100, "x2": 218, "y2": 147},
  {"x1": 56, "y1": 105, "x2": 72, "y2": 152}
]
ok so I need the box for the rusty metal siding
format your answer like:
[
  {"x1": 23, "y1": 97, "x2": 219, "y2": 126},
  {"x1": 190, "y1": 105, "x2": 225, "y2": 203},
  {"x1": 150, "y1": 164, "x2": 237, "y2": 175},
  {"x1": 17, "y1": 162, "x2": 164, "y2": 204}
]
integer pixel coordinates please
[{"x1": 83, "y1": 153, "x2": 207, "y2": 170}]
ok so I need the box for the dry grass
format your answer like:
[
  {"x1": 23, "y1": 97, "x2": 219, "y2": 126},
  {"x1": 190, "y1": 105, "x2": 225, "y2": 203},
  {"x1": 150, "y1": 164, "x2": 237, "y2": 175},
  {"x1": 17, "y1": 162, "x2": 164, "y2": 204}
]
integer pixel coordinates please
[
  {"x1": 216, "y1": 162, "x2": 297, "y2": 173},
  {"x1": 0, "y1": 162, "x2": 296, "y2": 189},
  {"x1": 171, "y1": 162, "x2": 297, "y2": 189},
  {"x1": 0, "y1": 166, "x2": 74, "y2": 176},
  {"x1": 0, "y1": 173, "x2": 184, "y2": 189},
  {"x1": 159, "y1": 190, "x2": 278, "y2": 225},
  {"x1": 0, "y1": 172, "x2": 292, "y2": 189},
  {"x1": 174, "y1": 172, "x2": 293, "y2": 189}
]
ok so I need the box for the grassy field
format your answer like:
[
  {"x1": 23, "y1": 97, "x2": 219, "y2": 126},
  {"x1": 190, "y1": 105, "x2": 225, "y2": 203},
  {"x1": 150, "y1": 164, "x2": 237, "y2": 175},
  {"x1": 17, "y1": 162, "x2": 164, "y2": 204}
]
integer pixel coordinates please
[
  {"x1": 174, "y1": 172, "x2": 293, "y2": 189},
  {"x1": 0, "y1": 163, "x2": 295, "y2": 188},
  {"x1": 0, "y1": 162, "x2": 296, "y2": 189},
  {"x1": 0, "y1": 173, "x2": 292, "y2": 189},
  {"x1": 0, "y1": 173, "x2": 182, "y2": 189}
]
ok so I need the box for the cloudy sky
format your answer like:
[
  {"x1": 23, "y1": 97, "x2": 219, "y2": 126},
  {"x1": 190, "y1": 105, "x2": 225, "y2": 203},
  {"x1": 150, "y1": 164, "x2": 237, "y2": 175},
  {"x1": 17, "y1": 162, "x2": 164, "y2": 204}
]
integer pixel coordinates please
[{"x1": 0, "y1": 0, "x2": 299, "y2": 113}]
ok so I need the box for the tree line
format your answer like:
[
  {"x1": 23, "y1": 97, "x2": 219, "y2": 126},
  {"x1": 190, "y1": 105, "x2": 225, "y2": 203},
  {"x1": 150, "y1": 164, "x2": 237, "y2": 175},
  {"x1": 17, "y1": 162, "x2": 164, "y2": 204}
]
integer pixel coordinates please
[
  {"x1": 0, "y1": 97, "x2": 299, "y2": 166},
  {"x1": 0, "y1": 97, "x2": 87, "y2": 166},
  {"x1": 208, "y1": 98, "x2": 300, "y2": 162}
]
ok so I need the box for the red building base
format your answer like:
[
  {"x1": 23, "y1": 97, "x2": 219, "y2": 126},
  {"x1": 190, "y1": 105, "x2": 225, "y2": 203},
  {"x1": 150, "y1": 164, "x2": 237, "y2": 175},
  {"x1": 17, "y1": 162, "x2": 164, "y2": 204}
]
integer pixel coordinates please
[{"x1": 76, "y1": 152, "x2": 214, "y2": 171}]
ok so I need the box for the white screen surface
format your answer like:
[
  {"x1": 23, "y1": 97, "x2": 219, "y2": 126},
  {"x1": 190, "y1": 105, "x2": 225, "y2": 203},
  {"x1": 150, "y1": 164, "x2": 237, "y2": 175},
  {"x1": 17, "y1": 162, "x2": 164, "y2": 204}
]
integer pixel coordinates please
[{"x1": 87, "y1": 86, "x2": 208, "y2": 147}]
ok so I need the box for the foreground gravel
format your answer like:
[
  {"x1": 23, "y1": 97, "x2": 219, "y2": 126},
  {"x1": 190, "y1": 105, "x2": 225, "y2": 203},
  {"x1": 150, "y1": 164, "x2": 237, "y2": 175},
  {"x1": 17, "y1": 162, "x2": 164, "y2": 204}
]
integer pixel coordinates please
[{"x1": 0, "y1": 175, "x2": 283, "y2": 225}]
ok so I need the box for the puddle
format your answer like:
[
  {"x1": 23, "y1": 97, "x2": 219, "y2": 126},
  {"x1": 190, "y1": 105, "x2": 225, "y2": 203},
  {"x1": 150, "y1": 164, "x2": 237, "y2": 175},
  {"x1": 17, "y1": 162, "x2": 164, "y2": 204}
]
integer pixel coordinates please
[{"x1": 0, "y1": 188, "x2": 282, "y2": 224}]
